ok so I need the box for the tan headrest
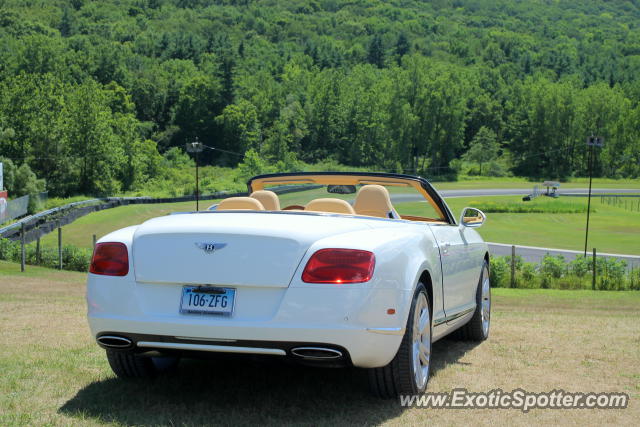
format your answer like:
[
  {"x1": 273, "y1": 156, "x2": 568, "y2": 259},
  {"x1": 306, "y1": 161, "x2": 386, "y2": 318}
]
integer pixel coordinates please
[
  {"x1": 250, "y1": 190, "x2": 280, "y2": 211},
  {"x1": 305, "y1": 198, "x2": 355, "y2": 215},
  {"x1": 218, "y1": 197, "x2": 265, "y2": 211},
  {"x1": 353, "y1": 185, "x2": 396, "y2": 218}
]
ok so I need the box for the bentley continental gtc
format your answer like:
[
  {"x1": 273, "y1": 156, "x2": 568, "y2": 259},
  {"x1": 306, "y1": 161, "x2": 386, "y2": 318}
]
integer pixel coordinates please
[{"x1": 87, "y1": 172, "x2": 491, "y2": 398}]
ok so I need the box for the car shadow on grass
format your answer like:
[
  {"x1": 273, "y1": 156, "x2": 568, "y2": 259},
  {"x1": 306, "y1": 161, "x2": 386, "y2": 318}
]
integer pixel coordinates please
[{"x1": 59, "y1": 338, "x2": 479, "y2": 425}]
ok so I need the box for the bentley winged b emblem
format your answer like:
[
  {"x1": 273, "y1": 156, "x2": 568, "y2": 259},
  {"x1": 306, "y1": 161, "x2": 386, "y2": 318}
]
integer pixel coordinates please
[{"x1": 195, "y1": 242, "x2": 227, "y2": 254}]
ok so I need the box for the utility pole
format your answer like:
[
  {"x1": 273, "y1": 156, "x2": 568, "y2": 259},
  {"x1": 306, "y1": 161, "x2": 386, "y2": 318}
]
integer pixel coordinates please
[
  {"x1": 186, "y1": 137, "x2": 204, "y2": 211},
  {"x1": 196, "y1": 147, "x2": 199, "y2": 211},
  {"x1": 584, "y1": 135, "x2": 604, "y2": 256}
]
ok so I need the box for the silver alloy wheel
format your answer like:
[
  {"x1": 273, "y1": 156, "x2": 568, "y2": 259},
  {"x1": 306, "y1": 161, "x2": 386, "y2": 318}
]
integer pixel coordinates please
[
  {"x1": 480, "y1": 267, "x2": 491, "y2": 336},
  {"x1": 412, "y1": 293, "x2": 431, "y2": 390}
]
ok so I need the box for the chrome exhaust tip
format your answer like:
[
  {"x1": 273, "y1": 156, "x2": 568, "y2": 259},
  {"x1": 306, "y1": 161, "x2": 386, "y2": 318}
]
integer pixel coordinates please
[
  {"x1": 97, "y1": 335, "x2": 133, "y2": 349},
  {"x1": 291, "y1": 347, "x2": 343, "y2": 360}
]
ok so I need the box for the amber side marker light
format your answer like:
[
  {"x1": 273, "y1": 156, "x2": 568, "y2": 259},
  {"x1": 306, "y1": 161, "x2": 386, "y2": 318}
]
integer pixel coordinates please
[
  {"x1": 302, "y1": 248, "x2": 375, "y2": 284},
  {"x1": 90, "y1": 242, "x2": 129, "y2": 276}
]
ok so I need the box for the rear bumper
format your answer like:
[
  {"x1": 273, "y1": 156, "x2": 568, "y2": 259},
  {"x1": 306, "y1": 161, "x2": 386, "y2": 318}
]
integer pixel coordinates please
[
  {"x1": 95, "y1": 332, "x2": 356, "y2": 367},
  {"x1": 89, "y1": 316, "x2": 404, "y2": 368},
  {"x1": 87, "y1": 277, "x2": 410, "y2": 368}
]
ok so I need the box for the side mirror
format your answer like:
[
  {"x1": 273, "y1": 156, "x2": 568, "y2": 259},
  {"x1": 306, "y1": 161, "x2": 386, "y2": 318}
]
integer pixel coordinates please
[{"x1": 459, "y1": 207, "x2": 486, "y2": 228}]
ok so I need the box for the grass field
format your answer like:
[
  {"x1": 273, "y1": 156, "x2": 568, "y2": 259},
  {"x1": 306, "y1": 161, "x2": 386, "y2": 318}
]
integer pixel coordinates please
[
  {"x1": 396, "y1": 195, "x2": 640, "y2": 255},
  {"x1": 41, "y1": 190, "x2": 640, "y2": 256},
  {"x1": 40, "y1": 200, "x2": 208, "y2": 249},
  {"x1": 446, "y1": 196, "x2": 640, "y2": 255},
  {"x1": 0, "y1": 261, "x2": 638, "y2": 426}
]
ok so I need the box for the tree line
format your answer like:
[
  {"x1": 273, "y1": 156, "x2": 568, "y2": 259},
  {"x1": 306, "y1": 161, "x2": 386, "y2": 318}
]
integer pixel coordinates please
[{"x1": 1, "y1": 0, "x2": 639, "y2": 197}]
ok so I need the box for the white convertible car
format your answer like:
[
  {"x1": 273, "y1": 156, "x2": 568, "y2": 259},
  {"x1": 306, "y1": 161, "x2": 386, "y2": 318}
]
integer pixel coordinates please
[{"x1": 87, "y1": 172, "x2": 490, "y2": 398}]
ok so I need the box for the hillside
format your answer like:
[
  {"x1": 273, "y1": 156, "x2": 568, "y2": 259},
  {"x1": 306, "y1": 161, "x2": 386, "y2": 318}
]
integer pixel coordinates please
[{"x1": 1, "y1": 0, "x2": 639, "y2": 197}]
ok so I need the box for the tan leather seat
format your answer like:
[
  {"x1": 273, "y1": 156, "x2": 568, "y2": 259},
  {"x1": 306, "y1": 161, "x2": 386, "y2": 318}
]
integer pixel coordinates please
[
  {"x1": 217, "y1": 197, "x2": 265, "y2": 210},
  {"x1": 305, "y1": 198, "x2": 355, "y2": 215},
  {"x1": 353, "y1": 185, "x2": 398, "y2": 218},
  {"x1": 250, "y1": 190, "x2": 280, "y2": 211}
]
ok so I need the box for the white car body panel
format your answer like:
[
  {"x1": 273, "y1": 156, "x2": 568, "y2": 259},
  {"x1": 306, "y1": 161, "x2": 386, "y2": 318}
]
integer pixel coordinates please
[
  {"x1": 87, "y1": 196, "x2": 488, "y2": 369},
  {"x1": 429, "y1": 224, "x2": 486, "y2": 317}
]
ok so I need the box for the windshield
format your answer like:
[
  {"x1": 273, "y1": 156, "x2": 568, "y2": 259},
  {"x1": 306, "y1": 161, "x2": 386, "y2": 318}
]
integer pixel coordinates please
[{"x1": 248, "y1": 174, "x2": 449, "y2": 223}]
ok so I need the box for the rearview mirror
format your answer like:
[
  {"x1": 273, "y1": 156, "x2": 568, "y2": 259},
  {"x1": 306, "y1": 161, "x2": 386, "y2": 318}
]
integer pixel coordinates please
[
  {"x1": 327, "y1": 185, "x2": 357, "y2": 194},
  {"x1": 460, "y1": 207, "x2": 486, "y2": 228}
]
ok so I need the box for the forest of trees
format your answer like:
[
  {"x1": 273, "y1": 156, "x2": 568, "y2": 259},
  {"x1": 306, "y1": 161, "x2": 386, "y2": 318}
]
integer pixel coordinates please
[{"x1": 1, "y1": 0, "x2": 640, "y2": 197}]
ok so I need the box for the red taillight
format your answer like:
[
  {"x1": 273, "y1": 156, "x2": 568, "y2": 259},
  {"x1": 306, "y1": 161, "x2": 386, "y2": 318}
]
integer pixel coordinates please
[
  {"x1": 302, "y1": 249, "x2": 375, "y2": 284},
  {"x1": 90, "y1": 242, "x2": 129, "y2": 276}
]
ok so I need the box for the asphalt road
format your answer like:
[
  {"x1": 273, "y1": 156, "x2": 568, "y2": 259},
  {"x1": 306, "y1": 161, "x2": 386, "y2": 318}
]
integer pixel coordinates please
[{"x1": 389, "y1": 187, "x2": 640, "y2": 204}]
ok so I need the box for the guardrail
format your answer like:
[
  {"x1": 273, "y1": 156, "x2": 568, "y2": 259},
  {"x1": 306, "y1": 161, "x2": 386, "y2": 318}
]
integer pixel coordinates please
[
  {"x1": 0, "y1": 195, "x2": 29, "y2": 223},
  {"x1": 0, "y1": 191, "x2": 49, "y2": 224}
]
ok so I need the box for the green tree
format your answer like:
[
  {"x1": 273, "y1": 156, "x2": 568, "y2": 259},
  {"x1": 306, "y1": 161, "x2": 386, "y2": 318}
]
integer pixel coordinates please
[
  {"x1": 263, "y1": 95, "x2": 308, "y2": 161},
  {"x1": 395, "y1": 57, "x2": 469, "y2": 177},
  {"x1": 304, "y1": 69, "x2": 342, "y2": 161},
  {"x1": 463, "y1": 127, "x2": 500, "y2": 175},
  {"x1": 172, "y1": 74, "x2": 224, "y2": 145},
  {"x1": 59, "y1": 7, "x2": 74, "y2": 37},
  {"x1": 0, "y1": 157, "x2": 15, "y2": 191},
  {"x1": 507, "y1": 78, "x2": 579, "y2": 179},
  {"x1": 237, "y1": 148, "x2": 272, "y2": 180},
  {"x1": 63, "y1": 81, "x2": 125, "y2": 195},
  {"x1": 0, "y1": 74, "x2": 68, "y2": 192},
  {"x1": 11, "y1": 162, "x2": 46, "y2": 197},
  {"x1": 367, "y1": 35, "x2": 385, "y2": 68},
  {"x1": 335, "y1": 65, "x2": 394, "y2": 168},
  {"x1": 215, "y1": 100, "x2": 262, "y2": 154},
  {"x1": 395, "y1": 33, "x2": 410, "y2": 63},
  {"x1": 1, "y1": 0, "x2": 640, "y2": 191}
]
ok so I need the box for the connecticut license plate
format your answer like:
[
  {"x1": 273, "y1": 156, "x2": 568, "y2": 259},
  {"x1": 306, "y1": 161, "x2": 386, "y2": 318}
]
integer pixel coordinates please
[{"x1": 180, "y1": 286, "x2": 235, "y2": 315}]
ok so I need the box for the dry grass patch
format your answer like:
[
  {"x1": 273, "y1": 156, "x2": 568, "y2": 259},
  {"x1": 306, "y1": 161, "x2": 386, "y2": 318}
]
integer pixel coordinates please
[{"x1": 0, "y1": 261, "x2": 638, "y2": 426}]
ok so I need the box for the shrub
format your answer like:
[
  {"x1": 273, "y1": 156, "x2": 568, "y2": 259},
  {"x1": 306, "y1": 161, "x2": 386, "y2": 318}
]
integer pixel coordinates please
[
  {"x1": 62, "y1": 245, "x2": 91, "y2": 272},
  {"x1": 540, "y1": 255, "x2": 566, "y2": 279},
  {"x1": 539, "y1": 273, "x2": 552, "y2": 289},
  {"x1": 628, "y1": 268, "x2": 640, "y2": 291},
  {"x1": 485, "y1": 160, "x2": 508, "y2": 177},
  {"x1": 471, "y1": 200, "x2": 588, "y2": 214},
  {"x1": 555, "y1": 274, "x2": 588, "y2": 290},
  {"x1": 0, "y1": 238, "x2": 20, "y2": 261},
  {"x1": 570, "y1": 255, "x2": 590, "y2": 278},
  {"x1": 1, "y1": 239, "x2": 90, "y2": 272},
  {"x1": 489, "y1": 256, "x2": 509, "y2": 287},
  {"x1": 516, "y1": 263, "x2": 538, "y2": 288},
  {"x1": 596, "y1": 257, "x2": 627, "y2": 290},
  {"x1": 38, "y1": 247, "x2": 60, "y2": 269}
]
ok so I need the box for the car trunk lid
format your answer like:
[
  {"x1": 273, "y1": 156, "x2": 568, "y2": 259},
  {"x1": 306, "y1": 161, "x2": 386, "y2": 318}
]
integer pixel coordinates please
[{"x1": 132, "y1": 212, "x2": 372, "y2": 287}]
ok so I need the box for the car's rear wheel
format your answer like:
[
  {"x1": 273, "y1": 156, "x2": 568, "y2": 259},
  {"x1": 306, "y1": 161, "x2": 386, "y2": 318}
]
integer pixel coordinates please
[
  {"x1": 368, "y1": 283, "x2": 431, "y2": 398},
  {"x1": 455, "y1": 261, "x2": 491, "y2": 341},
  {"x1": 106, "y1": 349, "x2": 179, "y2": 379}
]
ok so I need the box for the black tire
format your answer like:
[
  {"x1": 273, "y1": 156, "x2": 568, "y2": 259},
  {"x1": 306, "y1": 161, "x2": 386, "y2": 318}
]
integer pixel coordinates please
[
  {"x1": 368, "y1": 284, "x2": 432, "y2": 398},
  {"x1": 456, "y1": 261, "x2": 491, "y2": 341},
  {"x1": 106, "y1": 349, "x2": 179, "y2": 379}
]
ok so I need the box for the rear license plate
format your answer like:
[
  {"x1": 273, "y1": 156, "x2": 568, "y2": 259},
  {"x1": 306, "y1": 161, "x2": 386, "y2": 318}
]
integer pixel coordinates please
[{"x1": 180, "y1": 286, "x2": 235, "y2": 315}]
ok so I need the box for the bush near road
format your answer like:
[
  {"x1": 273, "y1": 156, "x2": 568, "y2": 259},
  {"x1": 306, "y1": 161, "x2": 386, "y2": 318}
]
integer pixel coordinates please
[{"x1": 490, "y1": 255, "x2": 640, "y2": 291}]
